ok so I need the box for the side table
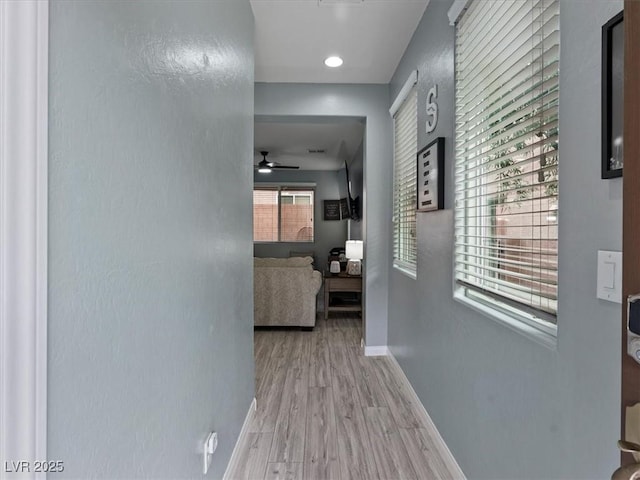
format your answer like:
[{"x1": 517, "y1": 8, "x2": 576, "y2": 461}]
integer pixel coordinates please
[{"x1": 323, "y1": 272, "x2": 362, "y2": 320}]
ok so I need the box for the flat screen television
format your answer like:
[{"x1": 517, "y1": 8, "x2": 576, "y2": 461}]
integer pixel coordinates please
[{"x1": 337, "y1": 161, "x2": 360, "y2": 221}]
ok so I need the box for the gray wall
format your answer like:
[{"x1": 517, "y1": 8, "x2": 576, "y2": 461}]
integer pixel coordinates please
[
  {"x1": 387, "y1": 0, "x2": 624, "y2": 478},
  {"x1": 48, "y1": 1, "x2": 255, "y2": 478},
  {"x1": 255, "y1": 83, "x2": 392, "y2": 348},
  {"x1": 253, "y1": 169, "x2": 348, "y2": 269}
]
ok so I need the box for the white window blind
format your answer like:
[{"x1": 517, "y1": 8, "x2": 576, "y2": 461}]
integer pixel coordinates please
[
  {"x1": 454, "y1": 0, "x2": 559, "y2": 323},
  {"x1": 392, "y1": 82, "x2": 418, "y2": 274}
]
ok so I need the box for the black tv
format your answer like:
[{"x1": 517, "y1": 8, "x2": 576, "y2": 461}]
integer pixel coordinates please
[{"x1": 337, "y1": 160, "x2": 360, "y2": 221}]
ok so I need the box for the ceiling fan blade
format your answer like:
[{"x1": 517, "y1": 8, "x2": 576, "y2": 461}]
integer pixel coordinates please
[{"x1": 256, "y1": 151, "x2": 299, "y2": 170}]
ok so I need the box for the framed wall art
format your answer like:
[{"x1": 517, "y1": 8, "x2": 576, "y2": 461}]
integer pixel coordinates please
[
  {"x1": 602, "y1": 10, "x2": 624, "y2": 179},
  {"x1": 323, "y1": 200, "x2": 341, "y2": 220},
  {"x1": 416, "y1": 137, "x2": 444, "y2": 212}
]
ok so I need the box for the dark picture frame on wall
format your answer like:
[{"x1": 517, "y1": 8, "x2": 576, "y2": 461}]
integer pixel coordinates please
[
  {"x1": 416, "y1": 137, "x2": 444, "y2": 212},
  {"x1": 323, "y1": 199, "x2": 341, "y2": 220},
  {"x1": 602, "y1": 10, "x2": 624, "y2": 179}
]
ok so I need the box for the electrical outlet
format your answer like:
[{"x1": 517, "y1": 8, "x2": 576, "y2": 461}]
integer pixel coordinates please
[{"x1": 203, "y1": 432, "x2": 218, "y2": 475}]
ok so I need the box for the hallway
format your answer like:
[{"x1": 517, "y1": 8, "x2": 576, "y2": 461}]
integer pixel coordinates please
[{"x1": 226, "y1": 315, "x2": 463, "y2": 480}]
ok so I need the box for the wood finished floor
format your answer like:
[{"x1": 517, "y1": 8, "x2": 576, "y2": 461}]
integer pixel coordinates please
[{"x1": 226, "y1": 314, "x2": 463, "y2": 480}]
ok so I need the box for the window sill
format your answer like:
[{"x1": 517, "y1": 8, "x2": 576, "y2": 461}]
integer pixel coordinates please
[
  {"x1": 254, "y1": 241, "x2": 314, "y2": 244},
  {"x1": 453, "y1": 290, "x2": 557, "y2": 350},
  {"x1": 392, "y1": 263, "x2": 417, "y2": 280}
]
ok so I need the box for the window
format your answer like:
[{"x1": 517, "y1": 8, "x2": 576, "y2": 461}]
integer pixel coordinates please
[
  {"x1": 253, "y1": 186, "x2": 314, "y2": 242},
  {"x1": 391, "y1": 72, "x2": 418, "y2": 276},
  {"x1": 454, "y1": 0, "x2": 559, "y2": 333}
]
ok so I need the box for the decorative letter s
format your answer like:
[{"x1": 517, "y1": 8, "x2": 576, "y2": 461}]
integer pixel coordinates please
[{"x1": 426, "y1": 84, "x2": 438, "y2": 133}]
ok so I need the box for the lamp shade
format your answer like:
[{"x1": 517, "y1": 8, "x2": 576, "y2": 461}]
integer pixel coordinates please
[{"x1": 345, "y1": 240, "x2": 364, "y2": 260}]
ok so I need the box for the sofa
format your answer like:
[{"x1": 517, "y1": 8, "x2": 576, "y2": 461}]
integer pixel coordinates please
[{"x1": 254, "y1": 256, "x2": 322, "y2": 328}]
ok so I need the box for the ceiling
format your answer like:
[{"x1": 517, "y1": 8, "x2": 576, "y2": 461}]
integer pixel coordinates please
[
  {"x1": 250, "y1": 0, "x2": 430, "y2": 84},
  {"x1": 255, "y1": 117, "x2": 365, "y2": 171},
  {"x1": 251, "y1": 0, "x2": 429, "y2": 171}
]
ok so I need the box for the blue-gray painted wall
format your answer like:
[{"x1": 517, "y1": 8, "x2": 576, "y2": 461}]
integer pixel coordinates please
[
  {"x1": 388, "y1": 0, "x2": 623, "y2": 478},
  {"x1": 255, "y1": 83, "x2": 392, "y2": 348},
  {"x1": 48, "y1": 1, "x2": 255, "y2": 478}
]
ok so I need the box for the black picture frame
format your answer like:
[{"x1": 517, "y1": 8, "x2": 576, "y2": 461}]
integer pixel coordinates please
[
  {"x1": 323, "y1": 200, "x2": 341, "y2": 221},
  {"x1": 602, "y1": 10, "x2": 624, "y2": 179},
  {"x1": 416, "y1": 137, "x2": 445, "y2": 212}
]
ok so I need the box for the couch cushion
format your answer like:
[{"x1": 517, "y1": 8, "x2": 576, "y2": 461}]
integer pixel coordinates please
[{"x1": 254, "y1": 256, "x2": 313, "y2": 268}]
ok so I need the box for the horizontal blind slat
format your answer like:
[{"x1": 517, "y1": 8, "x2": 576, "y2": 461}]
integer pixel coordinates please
[
  {"x1": 456, "y1": 53, "x2": 559, "y2": 126},
  {"x1": 454, "y1": 241, "x2": 558, "y2": 257},
  {"x1": 454, "y1": 136, "x2": 558, "y2": 177},
  {"x1": 455, "y1": 269, "x2": 558, "y2": 301},
  {"x1": 457, "y1": 91, "x2": 559, "y2": 152}
]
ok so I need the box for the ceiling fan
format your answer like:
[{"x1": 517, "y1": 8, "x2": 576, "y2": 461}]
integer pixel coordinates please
[{"x1": 255, "y1": 151, "x2": 300, "y2": 173}]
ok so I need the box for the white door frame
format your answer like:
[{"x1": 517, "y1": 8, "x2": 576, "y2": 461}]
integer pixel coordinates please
[{"x1": 0, "y1": 1, "x2": 49, "y2": 477}]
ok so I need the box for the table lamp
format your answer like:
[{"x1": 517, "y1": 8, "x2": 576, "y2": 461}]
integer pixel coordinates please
[{"x1": 345, "y1": 240, "x2": 364, "y2": 276}]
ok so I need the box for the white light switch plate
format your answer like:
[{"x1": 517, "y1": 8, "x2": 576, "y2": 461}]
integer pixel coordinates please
[{"x1": 597, "y1": 250, "x2": 622, "y2": 303}]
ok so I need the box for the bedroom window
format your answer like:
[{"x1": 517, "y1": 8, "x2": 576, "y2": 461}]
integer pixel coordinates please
[
  {"x1": 253, "y1": 186, "x2": 315, "y2": 243},
  {"x1": 453, "y1": 0, "x2": 560, "y2": 339},
  {"x1": 391, "y1": 71, "x2": 418, "y2": 278}
]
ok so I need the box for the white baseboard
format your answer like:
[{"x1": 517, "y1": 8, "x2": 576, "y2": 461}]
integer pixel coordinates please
[
  {"x1": 223, "y1": 397, "x2": 257, "y2": 480},
  {"x1": 386, "y1": 351, "x2": 466, "y2": 479},
  {"x1": 363, "y1": 345, "x2": 389, "y2": 356}
]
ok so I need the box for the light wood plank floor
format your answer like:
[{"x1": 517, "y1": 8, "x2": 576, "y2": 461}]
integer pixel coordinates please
[{"x1": 226, "y1": 314, "x2": 464, "y2": 480}]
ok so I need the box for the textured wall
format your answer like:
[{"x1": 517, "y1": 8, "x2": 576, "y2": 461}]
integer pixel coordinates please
[
  {"x1": 253, "y1": 169, "x2": 348, "y2": 269},
  {"x1": 255, "y1": 83, "x2": 392, "y2": 348},
  {"x1": 48, "y1": 1, "x2": 254, "y2": 478},
  {"x1": 387, "y1": 0, "x2": 623, "y2": 478}
]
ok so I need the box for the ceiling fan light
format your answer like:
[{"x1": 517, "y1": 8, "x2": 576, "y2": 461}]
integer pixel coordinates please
[
  {"x1": 324, "y1": 56, "x2": 343, "y2": 68},
  {"x1": 258, "y1": 166, "x2": 272, "y2": 173}
]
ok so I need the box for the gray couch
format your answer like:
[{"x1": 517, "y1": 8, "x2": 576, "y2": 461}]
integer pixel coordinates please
[{"x1": 253, "y1": 257, "x2": 322, "y2": 328}]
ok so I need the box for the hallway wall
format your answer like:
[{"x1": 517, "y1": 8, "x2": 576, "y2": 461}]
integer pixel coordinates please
[
  {"x1": 387, "y1": 0, "x2": 624, "y2": 478},
  {"x1": 48, "y1": 1, "x2": 255, "y2": 478}
]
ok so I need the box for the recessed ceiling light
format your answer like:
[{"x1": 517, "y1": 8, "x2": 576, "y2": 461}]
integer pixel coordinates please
[{"x1": 324, "y1": 56, "x2": 343, "y2": 68}]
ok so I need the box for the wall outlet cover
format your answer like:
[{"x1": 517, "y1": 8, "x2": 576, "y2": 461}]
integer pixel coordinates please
[{"x1": 203, "y1": 432, "x2": 218, "y2": 475}]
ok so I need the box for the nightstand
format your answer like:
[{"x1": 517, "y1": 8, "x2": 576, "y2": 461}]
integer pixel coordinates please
[{"x1": 323, "y1": 272, "x2": 362, "y2": 320}]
